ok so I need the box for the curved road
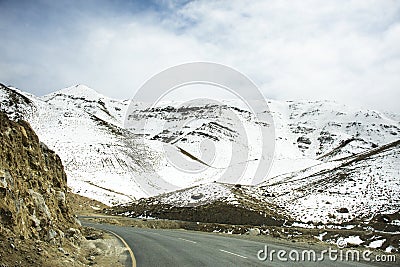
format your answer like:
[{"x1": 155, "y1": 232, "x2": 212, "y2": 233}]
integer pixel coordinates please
[{"x1": 82, "y1": 220, "x2": 396, "y2": 267}]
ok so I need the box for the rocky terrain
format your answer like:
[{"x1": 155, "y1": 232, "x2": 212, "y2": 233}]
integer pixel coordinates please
[
  {"x1": 0, "y1": 112, "x2": 126, "y2": 266},
  {"x1": 0, "y1": 110, "x2": 79, "y2": 238}
]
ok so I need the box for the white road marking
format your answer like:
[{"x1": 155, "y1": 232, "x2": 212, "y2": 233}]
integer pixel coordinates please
[
  {"x1": 178, "y1": 237, "x2": 197, "y2": 244},
  {"x1": 219, "y1": 249, "x2": 248, "y2": 259},
  {"x1": 105, "y1": 230, "x2": 137, "y2": 267},
  {"x1": 149, "y1": 232, "x2": 162, "y2": 236}
]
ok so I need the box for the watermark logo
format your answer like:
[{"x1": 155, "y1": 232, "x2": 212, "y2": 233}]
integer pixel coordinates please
[
  {"x1": 336, "y1": 237, "x2": 348, "y2": 249},
  {"x1": 257, "y1": 243, "x2": 396, "y2": 263},
  {"x1": 124, "y1": 62, "x2": 275, "y2": 194}
]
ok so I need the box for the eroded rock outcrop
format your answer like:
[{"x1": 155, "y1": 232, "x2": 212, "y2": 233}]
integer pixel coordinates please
[{"x1": 0, "y1": 111, "x2": 80, "y2": 244}]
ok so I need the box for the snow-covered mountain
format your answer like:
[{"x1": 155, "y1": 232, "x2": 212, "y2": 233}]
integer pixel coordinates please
[
  {"x1": 0, "y1": 83, "x2": 399, "y2": 222},
  {"x1": 1, "y1": 84, "x2": 173, "y2": 205}
]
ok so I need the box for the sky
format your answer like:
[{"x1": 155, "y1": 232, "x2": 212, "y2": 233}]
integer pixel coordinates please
[{"x1": 0, "y1": 0, "x2": 399, "y2": 113}]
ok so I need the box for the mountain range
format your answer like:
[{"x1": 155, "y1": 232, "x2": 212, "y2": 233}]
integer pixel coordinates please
[{"x1": 0, "y1": 83, "x2": 398, "y2": 224}]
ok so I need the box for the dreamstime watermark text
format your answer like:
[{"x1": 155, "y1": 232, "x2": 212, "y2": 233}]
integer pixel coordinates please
[{"x1": 257, "y1": 241, "x2": 396, "y2": 263}]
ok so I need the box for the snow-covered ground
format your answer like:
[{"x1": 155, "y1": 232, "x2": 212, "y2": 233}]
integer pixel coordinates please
[{"x1": 0, "y1": 83, "x2": 399, "y2": 222}]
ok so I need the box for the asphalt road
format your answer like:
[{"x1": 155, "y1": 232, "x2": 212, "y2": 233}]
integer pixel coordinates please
[{"x1": 82, "y1": 220, "x2": 396, "y2": 267}]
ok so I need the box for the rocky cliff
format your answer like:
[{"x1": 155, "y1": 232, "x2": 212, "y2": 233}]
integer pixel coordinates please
[{"x1": 0, "y1": 112, "x2": 83, "y2": 266}]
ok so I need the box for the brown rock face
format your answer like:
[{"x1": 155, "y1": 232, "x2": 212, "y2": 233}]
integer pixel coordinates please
[{"x1": 0, "y1": 112, "x2": 79, "y2": 243}]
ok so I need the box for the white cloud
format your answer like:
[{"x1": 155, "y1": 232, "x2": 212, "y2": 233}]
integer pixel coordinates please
[{"x1": 0, "y1": 0, "x2": 399, "y2": 112}]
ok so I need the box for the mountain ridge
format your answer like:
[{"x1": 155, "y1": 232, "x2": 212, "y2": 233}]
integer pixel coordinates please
[{"x1": 0, "y1": 83, "x2": 398, "y2": 221}]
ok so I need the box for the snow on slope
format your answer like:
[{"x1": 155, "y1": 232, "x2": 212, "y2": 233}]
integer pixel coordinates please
[
  {"x1": 151, "y1": 183, "x2": 235, "y2": 207},
  {"x1": 253, "y1": 140, "x2": 400, "y2": 224},
  {"x1": 1, "y1": 84, "x2": 177, "y2": 204},
  {"x1": 125, "y1": 101, "x2": 274, "y2": 185},
  {"x1": 116, "y1": 94, "x2": 399, "y2": 224},
  {"x1": 126, "y1": 98, "x2": 399, "y2": 184},
  {"x1": 1, "y1": 83, "x2": 399, "y2": 213},
  {"x1": 42, "y1": 84, "x2": 128, "y2": 127},
  {"x1": 0, "y1": 83, "x2": 37, "y2": 120},
  {"x1": 268, "y1": 99, "x2": 399, "y2": 176},
  {"x1": 129, "y1": 140, "x2": 399, "y2": 224}
]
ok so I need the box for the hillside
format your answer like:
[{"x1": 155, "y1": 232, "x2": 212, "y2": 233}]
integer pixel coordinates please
[
  {"x1": 0, "y1": 83, "x2": 398, "y2": 226},
  {"x1": 110, "y1": 139, "x2": 399, "y2": 224}
]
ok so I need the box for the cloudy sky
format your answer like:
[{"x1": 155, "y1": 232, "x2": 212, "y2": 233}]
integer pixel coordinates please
[{"x1": 1, "y1": 0, "x2": 399, "y2": 112}]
